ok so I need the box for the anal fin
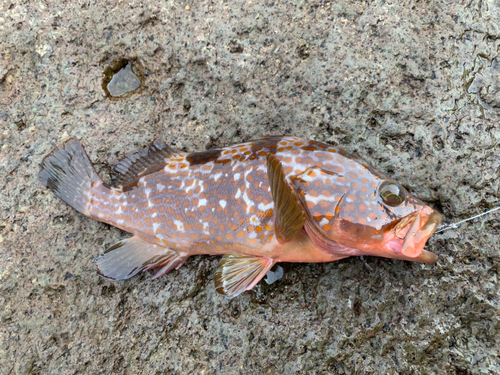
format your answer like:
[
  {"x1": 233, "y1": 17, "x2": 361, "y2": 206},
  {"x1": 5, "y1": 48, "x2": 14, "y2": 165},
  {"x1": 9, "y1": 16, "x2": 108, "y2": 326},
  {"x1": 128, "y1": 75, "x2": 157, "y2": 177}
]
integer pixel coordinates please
[
  {"x1": 214, "y1": 253, "x2": 275, "y2": 298},
  {"x1": 95, "y1": 236, "x2": 187, "y2": 280}
]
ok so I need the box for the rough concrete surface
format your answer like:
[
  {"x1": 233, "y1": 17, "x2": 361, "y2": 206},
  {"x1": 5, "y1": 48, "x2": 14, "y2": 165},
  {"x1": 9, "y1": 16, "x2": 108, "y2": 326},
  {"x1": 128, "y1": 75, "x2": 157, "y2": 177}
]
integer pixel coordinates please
[{"x1": 1, "y1": 0, "x2": 499, "y2": 374}]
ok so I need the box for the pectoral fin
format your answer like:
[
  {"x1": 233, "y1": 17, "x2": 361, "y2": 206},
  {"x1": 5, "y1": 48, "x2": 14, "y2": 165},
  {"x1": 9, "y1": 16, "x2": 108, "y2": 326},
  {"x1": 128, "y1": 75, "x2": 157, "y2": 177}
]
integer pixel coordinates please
[
  {"x1": 95, "y1": 236, "x2": 187, "y2": 280},
  {"x1": 214, "y1": 253, "x2": 275, "y2": 298},
  {"x1": 266, "y1": 154, "x2": 305, "y2": 244}
]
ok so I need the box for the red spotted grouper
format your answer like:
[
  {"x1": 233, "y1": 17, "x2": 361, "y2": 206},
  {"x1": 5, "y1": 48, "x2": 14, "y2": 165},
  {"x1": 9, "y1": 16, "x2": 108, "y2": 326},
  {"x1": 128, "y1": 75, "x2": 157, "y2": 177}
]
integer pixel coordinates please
[{"x1": 39, "y1": 136, "x2": 442, "y2": 297}]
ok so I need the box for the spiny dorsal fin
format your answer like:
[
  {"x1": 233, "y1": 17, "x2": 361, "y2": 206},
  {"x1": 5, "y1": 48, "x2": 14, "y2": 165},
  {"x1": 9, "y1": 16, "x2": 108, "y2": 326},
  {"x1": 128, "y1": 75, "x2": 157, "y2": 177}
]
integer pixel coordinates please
[
  {"x1": 95, "y1": 236, "x2": 187, "y2": 280},
  {"x1": 266, "y1": 154, "x2": 305, "y2": 244},
  {"x1": 111, "y1": 140, "x2": 175, "y2": 186},
  {"x1": 214, "y1": 253, "x2": 275, "y2": 298}
]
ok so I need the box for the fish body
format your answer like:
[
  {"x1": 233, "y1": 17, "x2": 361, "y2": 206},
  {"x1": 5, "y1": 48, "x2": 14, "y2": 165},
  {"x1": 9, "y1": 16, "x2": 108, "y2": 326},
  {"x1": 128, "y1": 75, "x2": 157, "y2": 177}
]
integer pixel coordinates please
[{"x1": 39, "y1": 136, "x2": 442, "y2": 297}]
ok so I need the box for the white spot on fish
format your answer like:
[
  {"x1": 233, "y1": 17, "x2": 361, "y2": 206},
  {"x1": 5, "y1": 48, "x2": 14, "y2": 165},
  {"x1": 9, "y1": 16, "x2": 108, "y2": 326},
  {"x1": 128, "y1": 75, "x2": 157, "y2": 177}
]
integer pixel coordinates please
[
  {"x1": 319, "y1": 218, "x2": 329, "y2": 227},
  {"x1": 307, "y1": 194, "x2": 336, "y2": 205},
  {"x1": 157, "y1": 183, "x2": 165, "y2": 192},
  {"x1": 117, "y1": 219, "x2": 124, "y2": 224},
  {"x1": 148, "y1": 200, "x2": 153, "y2": 207},
  {"x1": 202, "y1": 222, "x2": 209, "y2": 234},
  {"x1": 219, "y1": 200, "x2": 227, "y2": 209},
  {"x1": 174, "y1": 220, "x2": 185, "y2": 232},
  {"x1": 153, "y1": 223, "x2": 160, "y2": 233},
  {"x1": 234, "y1": 173, "x2": 241, "y2": 181},
  {"x1": 299, "y1": 173, "x2": 314, "y2": 182},
  {"x1": 152, "y1": 212, "x2": 157, "y2": 218},
  {"x1": 145, "y1": 188, "x2": 151, "y2": 198},
  {"x1": 258, "y1": 201, "x2": 273, "y2": 211},
  {"x1": 242, "y1": 191, "x2": 254, "y2": 214},
  {"x1": 186, "y1": 180, "x2": 198, "y2": 193},
  {"x1": 116, "y1": 206, "x2": 123, "y2": 214},
  {"x1": 235, "y1": 188, "x2": 242, "y2": 199},
  {"x1": 198, "y1": 198, "x2": 207, "y2": 207},
  {"x1": 213, "y1": 172, "x2": 222, "y2": 182}
]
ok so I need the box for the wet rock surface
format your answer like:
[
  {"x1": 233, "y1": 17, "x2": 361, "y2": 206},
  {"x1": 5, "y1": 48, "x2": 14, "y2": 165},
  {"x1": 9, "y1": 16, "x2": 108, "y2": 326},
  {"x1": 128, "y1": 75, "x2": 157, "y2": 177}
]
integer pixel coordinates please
[{"x1": 1, "y1": 1, "x2": 499, "y2": 374}]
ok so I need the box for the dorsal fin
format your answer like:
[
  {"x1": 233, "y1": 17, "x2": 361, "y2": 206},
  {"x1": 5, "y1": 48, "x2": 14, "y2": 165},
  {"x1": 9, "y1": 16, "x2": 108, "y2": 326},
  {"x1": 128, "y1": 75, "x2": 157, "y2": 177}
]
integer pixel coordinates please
[
  {"x1": 266, "y1": 154, "x2": 305, "y2": 244},
  {"x1": 111, "y1": 140, "x2": 175, "y2": 186}
]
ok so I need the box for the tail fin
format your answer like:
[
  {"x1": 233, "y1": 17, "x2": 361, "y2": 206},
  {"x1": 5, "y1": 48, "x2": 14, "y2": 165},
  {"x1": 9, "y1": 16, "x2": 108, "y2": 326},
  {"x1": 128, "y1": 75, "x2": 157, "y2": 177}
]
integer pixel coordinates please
[{"x1": 39, "y1": 138, "x2": 102, "y2": 215}]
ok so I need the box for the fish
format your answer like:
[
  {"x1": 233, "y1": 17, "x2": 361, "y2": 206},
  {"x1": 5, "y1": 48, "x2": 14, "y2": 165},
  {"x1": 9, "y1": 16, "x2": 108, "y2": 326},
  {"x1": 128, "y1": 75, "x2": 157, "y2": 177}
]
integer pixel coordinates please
[{"x1": 39, "y1": 136, "x2": 442, "y2": 298}]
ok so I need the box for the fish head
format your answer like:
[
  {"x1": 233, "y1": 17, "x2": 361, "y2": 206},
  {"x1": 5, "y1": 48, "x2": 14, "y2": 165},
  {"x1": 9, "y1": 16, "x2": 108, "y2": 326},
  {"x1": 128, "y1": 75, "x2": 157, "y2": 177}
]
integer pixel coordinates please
[{"x1": 292, "y1": 162, "x2": 442, "y2": 263}]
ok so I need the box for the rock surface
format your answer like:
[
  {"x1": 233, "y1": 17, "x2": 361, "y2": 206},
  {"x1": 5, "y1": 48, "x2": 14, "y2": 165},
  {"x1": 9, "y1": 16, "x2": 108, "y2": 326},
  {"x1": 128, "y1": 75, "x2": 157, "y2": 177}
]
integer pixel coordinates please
[{"x1": 1, "y1": 0, "x2": 499, "y2": 374}]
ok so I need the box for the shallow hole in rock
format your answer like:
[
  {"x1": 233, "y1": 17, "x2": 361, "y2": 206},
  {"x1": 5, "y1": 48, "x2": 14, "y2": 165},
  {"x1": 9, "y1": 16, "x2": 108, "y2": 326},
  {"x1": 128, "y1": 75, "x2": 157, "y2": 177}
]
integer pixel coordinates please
[{"x1": 102, "y1": 59, "x2": 144, "y2": 99}]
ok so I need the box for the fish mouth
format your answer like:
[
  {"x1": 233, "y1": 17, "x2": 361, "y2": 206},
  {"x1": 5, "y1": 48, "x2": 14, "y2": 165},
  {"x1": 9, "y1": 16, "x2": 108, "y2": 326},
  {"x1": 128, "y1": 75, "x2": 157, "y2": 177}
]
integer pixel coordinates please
[{"x1": 393, "y1": 206, "x2": 442, "y2": 263}]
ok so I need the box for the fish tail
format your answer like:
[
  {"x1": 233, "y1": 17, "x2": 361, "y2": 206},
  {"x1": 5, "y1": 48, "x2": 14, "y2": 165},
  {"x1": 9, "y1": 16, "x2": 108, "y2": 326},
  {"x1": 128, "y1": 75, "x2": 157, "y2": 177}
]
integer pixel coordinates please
[{"x1": 39, "y1": 138, "x2": 104, "y2": 216}]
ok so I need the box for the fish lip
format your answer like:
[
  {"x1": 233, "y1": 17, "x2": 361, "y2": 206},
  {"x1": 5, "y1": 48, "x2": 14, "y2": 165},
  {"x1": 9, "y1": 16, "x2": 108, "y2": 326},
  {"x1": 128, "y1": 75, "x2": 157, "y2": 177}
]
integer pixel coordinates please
[
  {"x1": 393, "y1": 211, "x2": 418, "y2": 240},
  {"x1": 400, "y1": 207, "x2": 442, "y2": 260},
  {"x1": 414, "y1": 249, "x2": 438, "y2": 264}
]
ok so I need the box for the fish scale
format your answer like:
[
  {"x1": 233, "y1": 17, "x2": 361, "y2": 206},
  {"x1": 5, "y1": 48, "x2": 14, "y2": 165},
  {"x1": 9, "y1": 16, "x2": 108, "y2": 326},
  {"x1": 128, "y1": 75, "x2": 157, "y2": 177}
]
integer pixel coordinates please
[
  {"x1": 89, "y1": 136, "x2": 378, "y2": 252},
  {"x1": 39, "y1": 136, "x2": 442, "y2": 298}
]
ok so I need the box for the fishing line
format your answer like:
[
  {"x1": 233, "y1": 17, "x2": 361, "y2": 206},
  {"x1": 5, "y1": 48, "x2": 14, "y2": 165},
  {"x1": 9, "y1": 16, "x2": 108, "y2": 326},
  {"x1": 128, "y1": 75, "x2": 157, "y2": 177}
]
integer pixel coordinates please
[{"x1": 435, "y1": 206, "x2": 500, "y2": 233}]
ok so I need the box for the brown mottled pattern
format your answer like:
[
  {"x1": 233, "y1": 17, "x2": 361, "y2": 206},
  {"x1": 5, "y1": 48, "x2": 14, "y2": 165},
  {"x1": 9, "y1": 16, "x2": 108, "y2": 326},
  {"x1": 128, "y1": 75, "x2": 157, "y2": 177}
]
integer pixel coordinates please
[
  {"x1": 86, "y1": 136, "x2": 417, "y2": 255},
  {"x1": 185, "y1": 149, "x2": 222, "y2": 165}
]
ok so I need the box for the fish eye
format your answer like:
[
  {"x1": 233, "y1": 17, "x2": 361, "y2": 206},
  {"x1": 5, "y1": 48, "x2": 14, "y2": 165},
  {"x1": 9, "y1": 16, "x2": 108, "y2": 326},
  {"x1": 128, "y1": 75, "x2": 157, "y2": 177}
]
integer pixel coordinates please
[{"x1": 379, "y1": 181, "x2": 406, "y2": 207}]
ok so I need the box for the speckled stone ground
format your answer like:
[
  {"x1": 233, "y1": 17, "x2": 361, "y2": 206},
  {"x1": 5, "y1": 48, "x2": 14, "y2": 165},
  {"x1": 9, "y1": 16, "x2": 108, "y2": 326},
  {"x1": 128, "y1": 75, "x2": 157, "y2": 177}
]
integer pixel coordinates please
[{"x1": 1, "y1": 1, "x2": 499, "y2": 374}]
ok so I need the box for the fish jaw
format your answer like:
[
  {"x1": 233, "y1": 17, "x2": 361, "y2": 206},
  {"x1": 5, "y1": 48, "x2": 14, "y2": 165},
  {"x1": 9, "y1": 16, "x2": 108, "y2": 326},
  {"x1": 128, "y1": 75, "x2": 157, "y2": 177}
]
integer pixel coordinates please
[{"x1": 384, "y1": 206, "x2": 442, "y2": 263}]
